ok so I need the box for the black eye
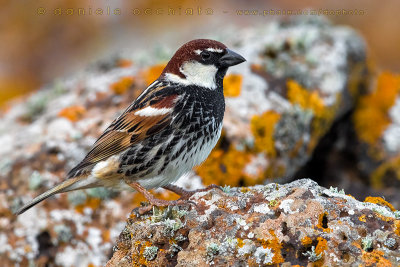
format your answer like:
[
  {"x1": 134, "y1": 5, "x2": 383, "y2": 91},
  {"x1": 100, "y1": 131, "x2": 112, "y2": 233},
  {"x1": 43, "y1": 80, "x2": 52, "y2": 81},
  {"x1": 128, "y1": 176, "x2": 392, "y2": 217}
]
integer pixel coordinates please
[{"x1": 200, "y1": 51, "x2": 211, "y2": 60}]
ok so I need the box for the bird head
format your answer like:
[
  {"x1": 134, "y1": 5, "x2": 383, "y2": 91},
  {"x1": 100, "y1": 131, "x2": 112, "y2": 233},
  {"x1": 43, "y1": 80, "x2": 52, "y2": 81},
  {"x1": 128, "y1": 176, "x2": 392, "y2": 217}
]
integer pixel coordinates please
[{"x1": 161, "y1": 39, "x2": 246, "y2": 90}]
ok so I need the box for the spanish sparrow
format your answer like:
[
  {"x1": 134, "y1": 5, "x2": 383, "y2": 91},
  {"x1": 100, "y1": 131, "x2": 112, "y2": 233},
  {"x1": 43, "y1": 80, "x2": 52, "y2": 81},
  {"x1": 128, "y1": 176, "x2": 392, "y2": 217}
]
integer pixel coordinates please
[{"x1": 15, "y1": 39, "x2": 246, "y2": 215}]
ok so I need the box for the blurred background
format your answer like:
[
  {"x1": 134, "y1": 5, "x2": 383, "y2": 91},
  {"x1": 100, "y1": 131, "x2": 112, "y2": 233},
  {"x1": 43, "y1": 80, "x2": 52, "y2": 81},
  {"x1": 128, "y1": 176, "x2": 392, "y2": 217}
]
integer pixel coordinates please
[{"x1": 1, "y1": 0, "x2": 400, "y2": 106}]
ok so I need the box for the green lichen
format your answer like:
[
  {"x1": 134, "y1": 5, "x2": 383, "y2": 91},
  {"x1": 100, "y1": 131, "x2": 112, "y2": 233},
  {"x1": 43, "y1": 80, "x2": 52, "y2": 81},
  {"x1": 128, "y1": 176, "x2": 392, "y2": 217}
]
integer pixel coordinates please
[
  {"x1": 206, "y1": 243, "x2": 220, "y2": 262},
  {"x1": 163, "y1": 219, "x2": 183, "y2": 237},
  {"x1": 329, "y1": 186, "x2": 345, "y2": 194},
  {"x1": 67, "y1": 190, "x2": 87, "y2": 206},
  {"x1": 302, "y1": 246, "x2": 322, "y2": 262},
  {"x1": 394, "y1": 211, "x2": 400, "y2": 219},
  {"x1": 151, "y1": 206, "x2": 187, "y2": 224},
  {"x1": 86, "y1": 187, "x2": 114, "y2": 199},
  {"x1": 269, "y1": 199, "x2": 278, "y2": 207},
  {"x1": 362, "y1": 237, "x2": 373, "y2": 251},
  {"x1": 143, "y1": 246, "x2": 158, "y2": 261},
  {"x1": 222, "y1": 185, "x2": 231, "y2": 194},
  {"x1": 53, "y1": 224, "x2": 72, "y2": 242},
  {"x1": 29, "y1": 171, "x2": 43, "y2": 190}
]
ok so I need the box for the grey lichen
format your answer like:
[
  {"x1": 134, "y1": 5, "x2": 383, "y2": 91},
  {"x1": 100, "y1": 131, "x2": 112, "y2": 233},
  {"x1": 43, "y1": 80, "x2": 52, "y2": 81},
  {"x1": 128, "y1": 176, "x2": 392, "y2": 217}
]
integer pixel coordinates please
[
  {"x1": 54, "y1": 224, "x2": 73, "y2": 243},
  {"x1": 394, "y1": 211, "x2": 400, "y2": 219},
  {"x1": 67, "y1": 190, "x2": 87, "y2": 206},
  {"x1": 254, "y1": 247, "x2": 274, "y2": 265},
  {"x1": 29, "y1": 171, "x2": 43, "y2": 190},
  {"x1": 169, "y1": 242, "x2": 182, "y2": 255},
  {"x1": 143, "y1": 246, "x2": 158, "y2": 261},
  {"x1": 206, "y1": 242, "x2": 220, "y2": 262},
  {"x1": 362, "y1": 237, "x2": 373, "y2": 251},
  {"x1": 302, "y1": 246, "x2": 322, "y2": 262},
  {"x1": 86, "y1": 187, "x2": 114, "y2": 199},
  {"x1": 384, "y1": 238, "x2": 396, "y2": 248},
  {"x1": 222, "y1": 185, "x2": 231, "y2": 194},
  {"x1": 162, "y1": 219, "x2": 183, "y2": 237},
  {"x1": 151, "y1": 206, "x2": 186, "y2": 223}
]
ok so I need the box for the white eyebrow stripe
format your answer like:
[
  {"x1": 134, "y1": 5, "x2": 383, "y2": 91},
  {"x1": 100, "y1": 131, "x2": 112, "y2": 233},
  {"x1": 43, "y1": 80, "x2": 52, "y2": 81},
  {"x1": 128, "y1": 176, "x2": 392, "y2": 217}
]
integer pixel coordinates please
[
  {"x1": 134, "y1": 106, "x2": 172, "y2": 116},
  {"x1": 194, "y1": 48, "x2": 224, "y2": 55},
  {"x1": 206, "y1": 48, "x2": 224, "y2": 53}
]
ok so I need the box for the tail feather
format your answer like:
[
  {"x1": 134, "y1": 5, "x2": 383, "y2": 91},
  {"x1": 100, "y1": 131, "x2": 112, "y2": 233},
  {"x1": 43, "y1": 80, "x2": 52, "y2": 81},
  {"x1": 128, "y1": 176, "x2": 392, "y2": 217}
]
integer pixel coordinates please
[{"x1": 14, "y1": 176, "x2": 98, "y2": 215}]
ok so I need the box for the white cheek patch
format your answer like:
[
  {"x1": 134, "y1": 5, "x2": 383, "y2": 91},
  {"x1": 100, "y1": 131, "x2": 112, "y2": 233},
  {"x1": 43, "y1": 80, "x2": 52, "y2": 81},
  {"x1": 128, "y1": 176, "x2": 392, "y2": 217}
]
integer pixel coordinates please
[
  {"x1": 164, "y1": 61, "x2": 218, "y2": 89},
  {"x1": 134, "y1": 106, "x2": 172, "y2": 116}
]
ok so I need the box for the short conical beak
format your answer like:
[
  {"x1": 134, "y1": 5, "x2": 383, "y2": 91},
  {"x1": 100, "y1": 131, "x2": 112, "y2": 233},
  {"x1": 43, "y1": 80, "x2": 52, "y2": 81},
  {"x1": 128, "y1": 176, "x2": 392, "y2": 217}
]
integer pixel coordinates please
[{"x1": 219, "y1": 49, "x2": 246, "y2": 67}]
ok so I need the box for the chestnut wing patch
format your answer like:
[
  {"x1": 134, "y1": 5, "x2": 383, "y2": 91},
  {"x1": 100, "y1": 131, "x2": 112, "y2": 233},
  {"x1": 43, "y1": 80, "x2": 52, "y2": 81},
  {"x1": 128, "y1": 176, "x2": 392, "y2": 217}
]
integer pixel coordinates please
[{"x1": 67, "y1": 93, "x2": 180, "y2": 178}]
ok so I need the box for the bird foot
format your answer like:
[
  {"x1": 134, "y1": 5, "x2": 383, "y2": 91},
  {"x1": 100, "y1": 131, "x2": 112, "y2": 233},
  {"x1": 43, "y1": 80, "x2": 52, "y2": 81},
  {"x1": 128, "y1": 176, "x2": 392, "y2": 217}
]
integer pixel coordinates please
[
  {"x1": 126, "y1": 181, "x2": 195, "y2": 215},
  {"x1": 163, "y1": 184, "x2": 222, "y2": 200}
]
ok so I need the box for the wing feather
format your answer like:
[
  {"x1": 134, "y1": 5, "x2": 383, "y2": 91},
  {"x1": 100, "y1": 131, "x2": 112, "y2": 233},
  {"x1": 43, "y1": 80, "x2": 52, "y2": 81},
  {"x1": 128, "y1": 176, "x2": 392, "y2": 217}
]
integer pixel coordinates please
[{"x1": 67, "y1": 82, "x2": 180, "y2": 178}]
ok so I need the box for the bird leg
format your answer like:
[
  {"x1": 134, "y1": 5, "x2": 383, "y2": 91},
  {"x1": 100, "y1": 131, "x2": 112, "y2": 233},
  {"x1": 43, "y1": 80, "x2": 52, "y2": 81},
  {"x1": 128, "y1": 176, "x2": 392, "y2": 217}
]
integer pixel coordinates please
[
  {"x1": 126, "y1": 181, "x2": 192, "y2": 215},
  {"x1": 163, "y1": 184, "x2": 222, "y2": 200}
]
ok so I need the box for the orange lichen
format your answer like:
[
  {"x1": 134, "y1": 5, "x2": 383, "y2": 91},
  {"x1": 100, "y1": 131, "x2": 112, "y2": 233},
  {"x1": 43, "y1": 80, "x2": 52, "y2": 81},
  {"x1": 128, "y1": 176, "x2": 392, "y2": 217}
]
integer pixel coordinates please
[
  {"x1": 353, "y1": 72, "x2": 400, "y2": 146},
  {"x1": 58, "y1": 105, "x2": 86, "y2": 122},
  {"x1": 287, "y1": 80, "x2": 325, "y2": 115},
  {"x1": 250, "y1": 111, "x2": 281, "y2": 157},
  {"x1": 286, "y1": 80, "x2": 338, "y2": 152},
  {"x1": 394, "y1": 220, "x2": 400, "y2": 236},
  {"x1": 359, "y1": 214, "x2": 367, "y2": 222},
  {"x1": 74, "y1": 197, "x2": 101, "y2": 214},
  {"x1": 117, "y1": 59, "x2": 133, "y2": 68},
  {"x1": 237, "y1": 238, "x2": 244, "y2": 248},
  {"x1": 371, "y1": 156, "x2": 400, "y2": 189},
  {"x1": 362, "y1": 249, "x2": 392, "y2": 267},
  {"x1": 315, "y1": 237, "x2": 328, "y2": 258},
  {"x1": 102, "y1": 229, "x2": 111, "y2": 242},
  {"x1": 196, "y1": 146, "x2": 255, "y2": 187},
  {"x1": 316, "y1": 212, "x2": 331, "y2": 232},
  {"x1": 110, "y1": 76, "x2": 135, "y2": 95},
  {"x1": 223, "y1": 74, "x2": 243, "y2": 97},
  {"x1": 131, "y1": 240, "x2": 153, "y2": 266},
  {"x1": 142, "y1": 64, "x2": 166, "y2": 85},
  {"x1": 301, "y1": 236, "x2": 313, "y2": 246},
  {"x1": 258, "y1": 230, "x2": 284, "y2": 264},
  {"x1": 364, "y1": 196, "x2": 396, "y2": 211}
]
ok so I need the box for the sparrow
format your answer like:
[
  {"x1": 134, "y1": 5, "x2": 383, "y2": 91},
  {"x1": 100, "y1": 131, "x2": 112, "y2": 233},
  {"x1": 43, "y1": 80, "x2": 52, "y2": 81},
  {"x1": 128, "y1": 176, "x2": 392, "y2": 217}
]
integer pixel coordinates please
[{"x1": 15, "y1": 39, "x2": 246, "y2": 215}]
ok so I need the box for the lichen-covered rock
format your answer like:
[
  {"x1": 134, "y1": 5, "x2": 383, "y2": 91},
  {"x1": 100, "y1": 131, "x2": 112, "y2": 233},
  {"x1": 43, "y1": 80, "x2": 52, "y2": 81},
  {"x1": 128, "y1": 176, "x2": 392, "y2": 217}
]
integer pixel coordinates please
[
  {"x1": 107, "y1": 179, "x2": 400, "y2": 267},
  {"x1": 352, "y1": 72, "x2": 400, "y2": 191}
]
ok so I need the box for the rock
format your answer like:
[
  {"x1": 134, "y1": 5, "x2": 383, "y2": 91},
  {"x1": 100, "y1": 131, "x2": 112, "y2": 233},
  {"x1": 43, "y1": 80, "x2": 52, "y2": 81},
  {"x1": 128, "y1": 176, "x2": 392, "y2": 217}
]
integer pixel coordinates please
[{"x1": 107, "y1": 179, "x2": 400, "y2": 267}]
